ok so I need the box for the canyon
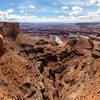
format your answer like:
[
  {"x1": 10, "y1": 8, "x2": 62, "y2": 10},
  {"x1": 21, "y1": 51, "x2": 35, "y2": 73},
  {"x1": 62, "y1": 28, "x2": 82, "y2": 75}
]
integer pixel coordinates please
[{"x1": 0, "y1": 22, "x2": 100, "y2": 100}]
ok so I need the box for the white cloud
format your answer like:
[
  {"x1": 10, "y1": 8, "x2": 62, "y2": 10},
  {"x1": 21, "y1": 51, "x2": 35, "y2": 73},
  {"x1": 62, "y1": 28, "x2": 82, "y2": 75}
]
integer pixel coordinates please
[
  {"x1": 0, "y1": 10, "x2": 37, "y2": 22},
  {"x1": 20, "y1": 10, "x2": 25, "y2": 13},
  {"x1": 0, "y1": 10, "x2": 8, "y2": 21},
  {"x1": 0, "y1": 11, "x2": 82, "y2": 23},
  {"x1": 88, "y1": 9, "x2": 100, "y2": 16},
  {"x1": 62, "y1": 6, "x2": 69, "y2": 10},
  {"x1": 29, "y1": 5, "x2": 35, "y2": 9},
  {"x1": 72, "y1": 6, "x2": 83, "y2": 11},
  {"x1": 57, "y1": 16, "x2": 66, "y2": 19},
  {"x1": 0, "y1": 11, "x2": 8, "y2": 15},
  {"x1": 58, "y1": 0, "x2": 92, "y2": 6},
  {"x1": 90, "y1": 0, "x2": 97, "y2": 4},
  {"x1": 7, "y1": 9, "x2": 14, "y2": 13},
  {"x1": 0, "y1": 10, "x2": 69, "y2": 22},
  {"x1": 69, "y1": 6, "x2": 83, "y2": 16},
  {"x1": 55, "y1": 11, "x2": 60, "y2": 13},
  {"x1": 77, "y1": 8, "x2": 100, "y2": 22},
  {"x1": 0, "y1": 14, "x2": 37, "y2": 22},
  {"x1": 1, "y1": 7, "x2": 100, "y2": 23},
  {"x1": 89, "y1": 0, "x2": 100, "y2": 6},
  {"x1": 69, "y1": 11, "x2": 81, "y2": 16}
]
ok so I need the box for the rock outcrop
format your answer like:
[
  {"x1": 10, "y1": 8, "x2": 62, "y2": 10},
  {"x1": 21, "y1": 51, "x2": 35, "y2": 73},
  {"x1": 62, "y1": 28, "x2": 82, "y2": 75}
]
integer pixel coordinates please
[
  {"x1": 0, "y1": 34, "x2": 5, "y2": 54},
  {"x1": 0, "y1": 22, "x2": 20, "y2": 39},
  {"x1": 0, "y1": 22, "x2": 20, "y2": 56},
  {"x1": 0, "y1": 26, "x2": 5, "y2": 54}
]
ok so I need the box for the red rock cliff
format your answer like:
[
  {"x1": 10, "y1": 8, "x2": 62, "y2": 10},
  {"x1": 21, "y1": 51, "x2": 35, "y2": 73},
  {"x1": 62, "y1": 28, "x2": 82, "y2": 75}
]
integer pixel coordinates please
[
  {"x1": 0, "y1": 22, "x2": 20, "y2": 54},
  {"x1": 0, "y1": 22, "x2": 20, "y2": 38}
]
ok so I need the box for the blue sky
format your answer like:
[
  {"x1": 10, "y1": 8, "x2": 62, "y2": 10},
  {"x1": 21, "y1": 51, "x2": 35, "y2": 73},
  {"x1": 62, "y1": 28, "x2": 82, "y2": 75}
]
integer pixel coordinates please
[{"x1": 0, "y1": 0, "x2": 100, "y2": 23}]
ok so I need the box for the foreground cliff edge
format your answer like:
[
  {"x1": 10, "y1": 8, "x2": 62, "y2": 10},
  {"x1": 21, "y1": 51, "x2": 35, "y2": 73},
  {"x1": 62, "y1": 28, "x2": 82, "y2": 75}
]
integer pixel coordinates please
[{"x1": 0, "y1": 22, "x2": 100, "y2": 100}]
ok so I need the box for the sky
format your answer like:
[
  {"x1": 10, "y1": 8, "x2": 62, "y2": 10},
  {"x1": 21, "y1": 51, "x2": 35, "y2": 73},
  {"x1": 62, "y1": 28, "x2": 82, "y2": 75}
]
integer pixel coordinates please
[{"x1": 0, "y1": 0, "x2": 100, "y2": 23}]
